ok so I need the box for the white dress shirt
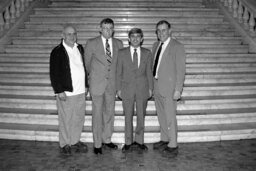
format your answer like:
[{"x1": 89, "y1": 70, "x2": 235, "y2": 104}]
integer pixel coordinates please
[
  {"x1": 62, "y1": 41, "x2": 85, "y2": 96},
  {"x1": 130, "y1": 46, "x2": 141, "y2": 68},
  {"x1": 155, "y1": 37, "x2": 170, "y2": 78}
]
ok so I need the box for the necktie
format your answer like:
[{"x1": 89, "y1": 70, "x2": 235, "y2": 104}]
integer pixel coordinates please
[
  {"x1": 133, "y1": 48, "x2": 138, "y2": 69},
  {"x1": 153, "y1": 43, "x2": 163, "y2": 77},
  {"x1": 106, "y1": 39, "x2": 112, "y2": 63}
]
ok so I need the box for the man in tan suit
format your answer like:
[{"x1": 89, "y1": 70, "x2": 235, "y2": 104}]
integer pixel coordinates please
[
  {"x1": 84, "y1": 18, "x2": 123, "y2": 154},
  {"x1": 116, "y1": 28, "x2": 153, "y2": 152},
  {"x1": 152, "y1": 20, "x2": 186, "y2": 155}
]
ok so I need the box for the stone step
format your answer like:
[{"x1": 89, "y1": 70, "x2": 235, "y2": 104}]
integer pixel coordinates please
[
  {"x1": 34, "y1": 8, "x2": 220, "y2": 16},
  {"x1": 1, "y1": 84, "x2": 256, "y2": 91},
  {"x1": 1, "y1": 112, "x2": 256, "y2": 127},
  {"x1": 0, "y1": 85, "x2": 255, "y2": 99},
  {"x1": 1, "y1": 63, "x2": 255, "y2": 73},
  {"x1": 11, "y1": 37, "x2": 242, "y2": 46},
  {"x1": 0, "y1": 122, "x2": 255, "y2": 143},
  {"x1": 1, "y1": 62, "x2": 256, "y2": 69},
  {"x1": 6, "y1": 44, "x2": 246, "y2": 50},
  {"x1": 30, "y1": 13, "x2": 224, "y2": 20},
  {"x1": 48, "y1": 2, "x2": 204, "y2": 8},
  {"x1": 4, "y1": 45, "x2": 249, "y2": 54},
  {"x1": 1, "y1": 52, "x2": 253, "y2": 58},
  {"x1": 28, "y1": 16, "x2": 223, "y2": 23},
  {"x1": 19, "y1": 26, "x2": 234, "y2": 33},
  {"x1": 18, "y1": 27, "x2": 235, "y2": 36},
  {"x1": 0, "y1": 74, "x2": 255, "y2": 85},
  {"x1": 17, "y1": 31, "x2": 236, "y2": 38},
  {"x1": 24, "y1": 22, "x2": 232, "y2": 30},
  {"x1": 0, "y1": 97, "x2": 255, "y2": 114},
  {"x1": 187, "y1": 57, "x2": 256, "y2": 63},
  {"x1": 1, "y1": 73, "x2": 255, "y2": 80},
  {"x1": 25, "y1": 19, "x2": 225, "y2": 24},
  {"x1": 49, "y1": 0, "x2": 203, "y2": 2}
]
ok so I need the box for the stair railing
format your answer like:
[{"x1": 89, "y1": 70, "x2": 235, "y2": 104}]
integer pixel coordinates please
[
  {"x1": 216, "y1": 0, "x2": 256, "y2": 52},
  {"x1": 0, "y1": 0, "x2": 49, "y2": 52},
  {"x1": 0, "y1": 0, "x2": 31, "y2": 34},
  {"x1": 220, "y1": 0, "x2": 256, "y2": 36}
]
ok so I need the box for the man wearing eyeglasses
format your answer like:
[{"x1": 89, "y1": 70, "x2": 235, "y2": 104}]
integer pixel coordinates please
[{"x1": 84, "y1": 18, "x2": 123, "y2": 155}]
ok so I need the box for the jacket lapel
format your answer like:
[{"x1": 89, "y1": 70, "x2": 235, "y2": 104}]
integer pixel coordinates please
[{"x1": 96, "y1": 36, "x2": 108, "y2": 65}]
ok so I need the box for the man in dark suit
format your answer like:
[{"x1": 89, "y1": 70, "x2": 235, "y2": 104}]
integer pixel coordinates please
[
  {"x1": 116, "y1": 28, "x2": 153, "y2": 152},
  {"x1": 84, "y1": 18, "x2": 123, "y2": 154},
  {"x1": 50, "y1": 25, "x2": 89, "y2": 156},
  {"x1": 152, "y1": 20, "x2": 186, "y2": 155}
]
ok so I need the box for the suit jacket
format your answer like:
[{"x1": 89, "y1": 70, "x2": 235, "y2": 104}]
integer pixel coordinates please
[
  {"x1": 50, "y1": 41, "x2": 88, "y2": 94},
  {"x1": 152, "y1": 39, "x2": 186, "y2": 97},
  {"x1": 116, "y1": 47, "x2": 153, "y2": 100},
  {"x1": 84, "y1": 36, "x2": 123, "y2": 96}
]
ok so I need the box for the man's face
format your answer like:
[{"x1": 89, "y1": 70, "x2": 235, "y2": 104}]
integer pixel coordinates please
[
  {"x1": 62, "y1": 27, "x2": 77, "y2": 46},
  {"x1": 129, "y1": 33, "x2": 143, "y2": 48},
  {"x1": 101, "y1": 23, "x2": 114, "y2": 39},
  {"x1": 156, "y1": 23, "x2": 171, "y2": 42}
]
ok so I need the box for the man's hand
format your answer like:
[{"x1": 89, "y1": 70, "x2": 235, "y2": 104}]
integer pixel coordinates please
[
  {"x1": 149, "y1": 89, "x2": 153, "y2": 99},
  {"x1": 173, "y1": 90, "x2": 181, "y2": 100},
  {"x1": 117, "y1": 90, "x2": 122, "y2": 99},
  {"x1": 58, "y1": 92, "x2": 67, "y2": 101},
  {"x1": 85, "y1": 88, "x2": 88, "y2": 96}
]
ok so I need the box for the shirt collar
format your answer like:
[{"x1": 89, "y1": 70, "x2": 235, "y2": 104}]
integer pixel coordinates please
[
  {"x1": 161, "y1": 37, "x2": 170, "y2": 46},
  {"x1": 62, "y1": 40, "x2": 78, "y2": 50},
  {"x1": 101, "y1": 36, "x2": 112, "y2": 43},
  {"x1": 130, "y1": 46, "x2": 140, "y2": 52}
]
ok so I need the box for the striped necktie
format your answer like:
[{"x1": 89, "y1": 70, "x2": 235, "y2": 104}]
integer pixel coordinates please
[{"x1": 106, "y1": 39, "x2": 112, "y2": 63}]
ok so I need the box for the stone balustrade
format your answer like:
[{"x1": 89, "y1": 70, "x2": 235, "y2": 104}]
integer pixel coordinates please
[
  {"x1": 220, "y1": 0, "x2": 256, "y2": 36},
  {"x1": 0, "y1": 0, "x2": 32, "y2": 34}
]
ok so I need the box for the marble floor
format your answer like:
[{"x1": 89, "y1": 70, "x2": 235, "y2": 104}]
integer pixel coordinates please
[{"x1": 0, "y1": 139, "x2": 256, "y2": 171}]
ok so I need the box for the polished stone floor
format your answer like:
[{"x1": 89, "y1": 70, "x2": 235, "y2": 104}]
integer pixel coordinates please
[{"x1": 0, "y1": 139, "x2": 256, "y2": 171}]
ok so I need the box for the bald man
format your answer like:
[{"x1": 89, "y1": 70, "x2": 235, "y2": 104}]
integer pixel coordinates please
[{"x1": 50, "y1": 25, "x2": 89, "y2": 156}]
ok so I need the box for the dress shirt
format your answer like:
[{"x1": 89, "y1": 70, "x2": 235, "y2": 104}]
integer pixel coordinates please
[
  {"x1": 62, "y1": 40, "x2": 85, "y2": 96},
  {"x1": 155, "y1": 37, "x2": 170, "y2": 78},
  {"x1": 130, "y1": 46, "x2": 141, "y2": 68}
]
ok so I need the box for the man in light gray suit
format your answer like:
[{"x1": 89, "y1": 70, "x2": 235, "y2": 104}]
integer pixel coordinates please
[
  {"x1": 116, "y1": 28, "x2": 153, "y2": 152},
  {"x1": 84, "y1": 18, "x2": 123, "y2": 154},
  {"x1": 152, "y1": 20, "x2": 186, "y2": 155}
]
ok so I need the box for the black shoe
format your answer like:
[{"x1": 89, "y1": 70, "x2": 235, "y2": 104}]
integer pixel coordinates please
[
  {"x1": 137, "y1": 144, "x2": 148, "y2": 151},
  {"x1": 102, "y1": 142, "x2": 118, "y2": 149},
  {"x1": 163, "y1": 146, "x2": 178, "y2": 154},
  {"x1": 153, "y1": 141, "x2": 168, "y2": 150},
  {"x1": 131, "y1": 141, "x2": 139, "y2": 148},
  {"x1": 132, "y1": 142, "x2": 148, "y2": 151},
  {"x1": 121, "y1": 144, "x2": 131, "y2": 153},
  {"x1": 94, "y1": 147, "x2": 102, "y2": 155},
  {"x1": 71, "y1": 141, "x2": 88, "y2": 153},
  {"x1": 61, "y1": 145, "x2": 71, "y2": 156}
]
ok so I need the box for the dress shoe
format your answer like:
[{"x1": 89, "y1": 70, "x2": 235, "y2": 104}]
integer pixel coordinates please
[
  {"x1": 153, "y1": 141, "x2": 168, "y2": 150},
  {"x1": 61, "y1": 145, "x2": 71, "y2": 156},
  {"x1": 93, "y1": 147, "x2": 102, "y2": 155},
  {"x1": 137, "y1": 144, "x2": 148, "y2": 151},
  {"x1": 102, "y1": 142, "x2": 118, "y2": 149},
  {"x1": 163, "y1": 146, "x2": 178, "y2": 154},
  {"x1": 71, "y1": 141, "x2": 88, "y2": 153},
  {"x1": 121, "y1": 144, "x2": 131, "y2": 153},
  {"x1": 132, "y1": 142, "x2": 148, "y2": 151}
]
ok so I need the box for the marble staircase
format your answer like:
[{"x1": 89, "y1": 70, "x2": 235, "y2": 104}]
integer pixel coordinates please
[{"x1": 0, "y1": 0, "x2": 256, "y2": 143}]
